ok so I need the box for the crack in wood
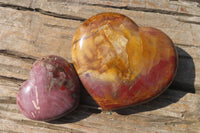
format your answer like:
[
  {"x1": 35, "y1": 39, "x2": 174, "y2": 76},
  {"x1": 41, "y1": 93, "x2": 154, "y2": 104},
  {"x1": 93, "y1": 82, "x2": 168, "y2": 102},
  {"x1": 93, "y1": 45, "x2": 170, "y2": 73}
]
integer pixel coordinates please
[
  {"x1": 0, "y1": 1, "x2": 200, "y2": 23},
  {"x1": 176, "y1": 18, "x2": 200, "y2": 25},
  {"x1": 43, "y1": 23, "x2": 77, "y2": 30},
  {"x1": 0, "y1": 75, "x2": 25, "y2": 83},
  {"x1": 0, "y1": 50, "x2": 36, "y2": 63},
  {"x1": 0, "y1": 2, "x2": 86, "y2": 21},
  {"x1": 0, "y1": 2, "x2": 34, "y2": 11},
  {"x1": 35, "y1": 8, "x2": 86, "y2": 21},
  {"x1": 175, "y1": 43, "x2": 200, "y2": 48},
  {"x1": 80, "y1": 2, "x2": 200, "y2": 17},
  {"x1": 0, "y1": 96, "x2": 16, "y2": 104}
]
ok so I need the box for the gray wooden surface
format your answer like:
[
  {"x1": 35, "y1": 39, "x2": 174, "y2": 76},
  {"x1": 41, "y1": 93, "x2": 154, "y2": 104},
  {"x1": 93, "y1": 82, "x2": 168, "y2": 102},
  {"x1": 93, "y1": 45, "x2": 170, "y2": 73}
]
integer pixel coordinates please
[{"x1": 0, "y1": 0, "x2": 200, "y2": 132}]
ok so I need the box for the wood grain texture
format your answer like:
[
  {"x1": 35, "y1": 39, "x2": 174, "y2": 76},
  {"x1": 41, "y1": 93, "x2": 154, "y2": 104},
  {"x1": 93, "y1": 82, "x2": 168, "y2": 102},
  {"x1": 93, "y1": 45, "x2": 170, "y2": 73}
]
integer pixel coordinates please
[
  {"x1": 0, "y1": 6, "x2": 199, "y2": 91},
  {"x1": 1, "y1": 0, "x2": 200, "y2": 46},
  {"x1": 0, "y1": 89, "x2": 200, "y2": 133},
  {"x1": 0, "y1": 0, "x2": 200, "y2": 132},
  {"x1": 30, "y1": 0, "x2": 200, "y2": 47}
]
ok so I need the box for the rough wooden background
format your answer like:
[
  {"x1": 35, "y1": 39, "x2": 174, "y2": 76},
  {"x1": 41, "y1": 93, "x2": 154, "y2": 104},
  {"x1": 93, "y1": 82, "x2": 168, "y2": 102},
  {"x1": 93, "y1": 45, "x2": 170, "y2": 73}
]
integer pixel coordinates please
[{"x1": 0, "y1": 0, "x2": 200, "y2": 133}]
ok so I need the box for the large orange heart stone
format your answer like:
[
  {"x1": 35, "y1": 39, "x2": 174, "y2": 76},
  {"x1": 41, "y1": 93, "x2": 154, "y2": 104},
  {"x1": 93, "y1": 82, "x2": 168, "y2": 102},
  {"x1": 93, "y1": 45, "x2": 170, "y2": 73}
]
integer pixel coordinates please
[{"x1": 72, "y1": 13, "x2": 177, "y2": 110}]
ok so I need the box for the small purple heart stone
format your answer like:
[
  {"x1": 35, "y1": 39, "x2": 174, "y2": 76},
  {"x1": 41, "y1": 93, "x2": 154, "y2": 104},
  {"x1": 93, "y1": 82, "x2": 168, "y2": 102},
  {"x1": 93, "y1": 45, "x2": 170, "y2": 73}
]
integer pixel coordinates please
[{"x1": 17, "y1": 55, "x2": 80, "y2": 121}]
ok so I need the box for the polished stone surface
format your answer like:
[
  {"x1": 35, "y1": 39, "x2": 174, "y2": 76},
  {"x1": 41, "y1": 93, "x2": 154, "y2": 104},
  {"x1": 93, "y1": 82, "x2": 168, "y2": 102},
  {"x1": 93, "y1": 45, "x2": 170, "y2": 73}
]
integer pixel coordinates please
[
  {"x1": 72, "y1": 13, "x2": 177, "y2": 110},
  {"x1": 17, "y1": 56, "x2": 80, "y2": 121}
]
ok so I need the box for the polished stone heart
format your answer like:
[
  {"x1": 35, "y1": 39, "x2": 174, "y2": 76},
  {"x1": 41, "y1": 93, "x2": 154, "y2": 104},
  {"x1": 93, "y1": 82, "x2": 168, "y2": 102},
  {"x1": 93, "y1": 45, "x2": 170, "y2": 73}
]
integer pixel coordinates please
[
  {"x1": 72, "y1": 13, "x2": 177, "y2": 110},
  {"x1": 17, "y1": 55, "x2": 80, "y2": 121}
]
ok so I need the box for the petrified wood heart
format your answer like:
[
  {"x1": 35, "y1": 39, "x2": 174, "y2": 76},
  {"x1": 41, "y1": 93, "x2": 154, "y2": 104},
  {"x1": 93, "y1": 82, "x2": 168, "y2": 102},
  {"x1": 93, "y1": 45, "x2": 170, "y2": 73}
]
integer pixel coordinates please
[{"x1": 72, "y1": 12, "x2": 177, "y2": 110}]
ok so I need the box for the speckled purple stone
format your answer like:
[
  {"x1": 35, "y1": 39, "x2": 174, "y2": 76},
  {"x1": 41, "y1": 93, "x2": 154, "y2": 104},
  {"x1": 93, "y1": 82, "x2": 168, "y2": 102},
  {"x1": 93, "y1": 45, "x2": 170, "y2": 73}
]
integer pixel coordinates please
[{"x1": 17, "y1": 55, "x2": 80, "y2": 121}]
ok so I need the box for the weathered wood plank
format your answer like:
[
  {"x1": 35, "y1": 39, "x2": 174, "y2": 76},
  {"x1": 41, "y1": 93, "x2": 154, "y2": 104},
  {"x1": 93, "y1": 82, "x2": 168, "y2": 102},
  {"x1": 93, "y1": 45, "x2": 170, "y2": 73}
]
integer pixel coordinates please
[
  {"x1": 78, "y1": 0, "x2": 200, "y2": 17},
  {"x1": 31, "y1": 1, "x2": 200, "y2": 47},
  {"x1": 0, "y1": 89, "x2": 200, "y2": 133},
  {"x1": 1, "y1": 0, "x2": 200, "y2": 47},
  {"x1": 0, "y1": 7, "x2": 199, "y2": 92},
  {"x1": 0, "y1": 54, "x2": 33, "y2": 80},
  {"x1": 0, "y1": 0, "x2": 32, "y2": 8},
  {"x1": 0, "y1": 47, "x2": 199, "y2": 93},
  {"x1": 0, "y1": 7, "x2": 79, "y2": 60},
  {"x1": 0, "y1": 76, "x2": 22, "y2": 98},
  {"x1": 0, "y1": 1, "x2": 200, "y2": 132},
  {"x1": 31, "y1": 0, "x2": 200, "y2": 46},
  {"x1": 1, "y1": 0, "x2": 200, "y2": 16},
  {"x1": 1, "y1": 52, "x2": 198, "y2": 93},
  {"x1": 1, "y1": 4, "x2": 200, "y2": 47}
]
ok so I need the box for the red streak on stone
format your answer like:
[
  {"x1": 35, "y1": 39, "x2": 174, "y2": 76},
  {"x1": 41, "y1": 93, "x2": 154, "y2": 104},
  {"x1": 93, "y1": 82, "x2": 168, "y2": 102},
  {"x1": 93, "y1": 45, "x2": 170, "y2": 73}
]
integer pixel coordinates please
[
  {"x1": 60, "y1": 86, "x2": 67, "y2": 90},
  {"x1": 82, "y1": 57, "x2": 176, "y2": 110},
  {"x1": 56, "y1": 71, "x2": 60, "y2": 76}
]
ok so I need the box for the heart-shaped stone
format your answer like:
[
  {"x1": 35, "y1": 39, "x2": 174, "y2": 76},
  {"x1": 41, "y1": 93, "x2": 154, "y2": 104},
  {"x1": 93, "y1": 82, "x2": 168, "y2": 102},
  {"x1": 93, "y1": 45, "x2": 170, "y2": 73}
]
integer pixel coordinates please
[
  {"x1": 17, "y1": 55, "x2": 80, "y2": 121},
  {"x1": 72, "y1": 13, "x2": 177, "y2": 110}
]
